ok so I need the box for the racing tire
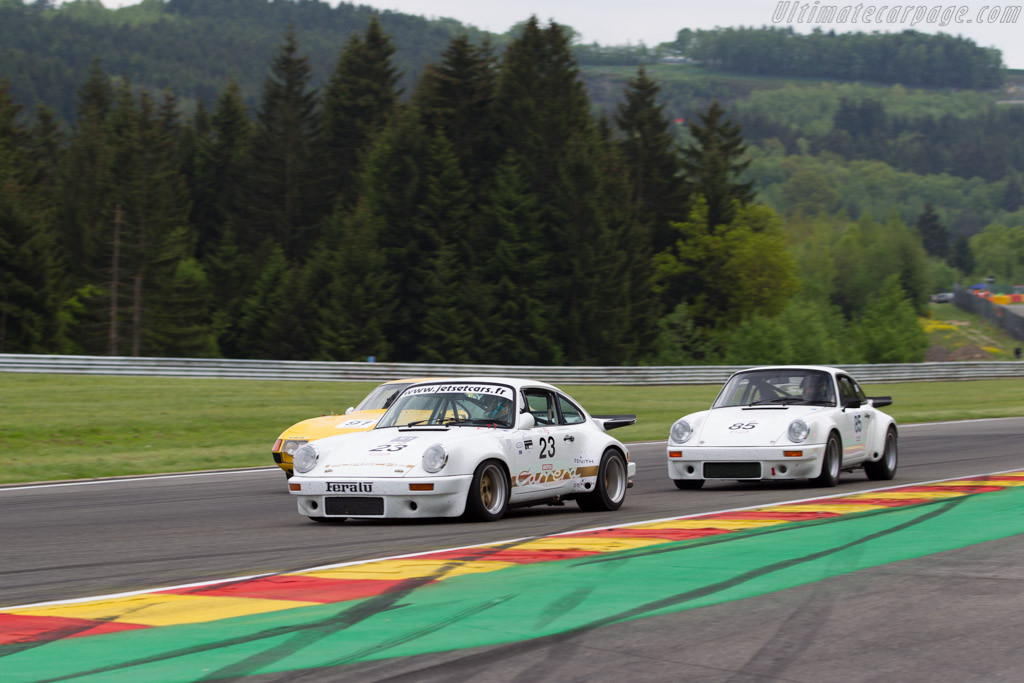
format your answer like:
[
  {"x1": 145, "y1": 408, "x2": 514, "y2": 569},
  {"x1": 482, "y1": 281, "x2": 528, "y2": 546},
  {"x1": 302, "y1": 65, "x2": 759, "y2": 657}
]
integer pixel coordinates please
[
  {"x1": 811, "y1": 433, "x2": 842, "y2": 487},
  {"x1": 308, "y1": 516, "x2": 347, "y2": 524},
  {"x1": 673, "y1": 479, "x2": 704, "y2": 490},
  {"x1": 865, "y1": 427, "x2": 898, "y2": 481},
  {"x1": 464, "y1": 460, "x2": 509, "y2": 522},
  {"x1": 577, "y1": 449, "x2": 628, "y2": 512}
]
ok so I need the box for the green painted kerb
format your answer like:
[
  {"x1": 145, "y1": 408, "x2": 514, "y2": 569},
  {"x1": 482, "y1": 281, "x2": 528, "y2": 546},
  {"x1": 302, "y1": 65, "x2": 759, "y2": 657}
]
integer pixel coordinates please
[{"x1": 4, "y1": 487, "x2": 1023, "y2": 682}]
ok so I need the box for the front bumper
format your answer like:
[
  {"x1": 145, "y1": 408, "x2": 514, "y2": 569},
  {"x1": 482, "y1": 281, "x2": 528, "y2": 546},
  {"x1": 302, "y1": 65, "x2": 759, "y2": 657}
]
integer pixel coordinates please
[
  {"x1": 290, "y1": 475, "x2": 474, "y2": 519},
  {"x1": 667, "y1": 444, "x2": 826, "y2": 482},
  {"x1": 272, "y1": 451, "x2": 293, "y2": 474}
]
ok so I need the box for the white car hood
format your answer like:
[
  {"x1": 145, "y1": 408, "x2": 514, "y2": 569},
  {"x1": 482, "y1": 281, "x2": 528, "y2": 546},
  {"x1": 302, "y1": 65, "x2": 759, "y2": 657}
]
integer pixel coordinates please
[
  {"x1": 309, "y1": 426, "x2": 504, "y2": 478},
  {"x1": 696, "y1": 406, "x2": 828, "y2": 447}
]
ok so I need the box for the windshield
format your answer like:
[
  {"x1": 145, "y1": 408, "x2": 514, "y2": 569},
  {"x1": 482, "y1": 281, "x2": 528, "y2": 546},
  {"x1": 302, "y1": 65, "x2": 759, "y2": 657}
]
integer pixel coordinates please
[
  {"x1": 713, "y1": 369, "x2": 836, "y2": 408},
  {"x1": 355, "y1": 382, "x2": 413, "y2": 411},
  {"x1": 376, "y1": 382, "x2": 516, "y2": 429}
]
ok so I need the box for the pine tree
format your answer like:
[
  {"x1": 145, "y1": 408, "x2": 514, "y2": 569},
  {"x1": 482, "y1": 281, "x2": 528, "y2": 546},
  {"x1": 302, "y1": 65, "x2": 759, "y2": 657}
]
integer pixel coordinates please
[
  {"x1": 915, "y1": 203, "x2": 948, "y2": 260},
  {"x1": 614, "y1": 66, "x2": 687, "y2": 252},
  {"x1": 192, "y1": 79, "x2": 251, "y2": 260},
  {"x1": 0, "y1": 83, "x2": 60, "y2": 352},
  {"x1": 413, "y1": 35, "x2": 500, "y2": 186},
  {"x1": 319, "y1": 16, "x2": 400, "y2": 215},
  {"x1": 247, "y1": 27, "x2": 321, "y2": 259},
  {"x1": 680, "y1": 101, "x2": 754, "y2": 231}
]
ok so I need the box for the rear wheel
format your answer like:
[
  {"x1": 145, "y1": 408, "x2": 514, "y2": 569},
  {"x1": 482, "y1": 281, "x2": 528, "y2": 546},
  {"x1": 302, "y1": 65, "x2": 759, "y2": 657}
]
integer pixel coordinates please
[
  {"x1": 464, "y1": 460, "x2": 509, "y2": 522},
  {"x1": 673, "y1": 479, "x2": 704, "y2": 490},
  {"x1": 811, "y1": 433, "x2": 842, "y2": 487},
  {"x1": 865, "y1": 427, "x2": 898, "y2": 480},
  {"x1": 577, "y1": 449, "x2": 628, "y2": 511}
]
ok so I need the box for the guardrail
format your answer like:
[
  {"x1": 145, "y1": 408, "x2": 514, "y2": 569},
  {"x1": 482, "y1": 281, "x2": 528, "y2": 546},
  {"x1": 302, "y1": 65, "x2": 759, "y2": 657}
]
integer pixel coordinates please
[{"x1": 2, "y1": 354, "x2": 1023, "y2": 384}]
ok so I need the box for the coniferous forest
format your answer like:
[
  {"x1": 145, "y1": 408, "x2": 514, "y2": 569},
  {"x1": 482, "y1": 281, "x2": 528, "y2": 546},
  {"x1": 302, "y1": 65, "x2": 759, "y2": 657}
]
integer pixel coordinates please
[{"x1": 8, "y1": 1, "x2": 1011, "y2": 366}]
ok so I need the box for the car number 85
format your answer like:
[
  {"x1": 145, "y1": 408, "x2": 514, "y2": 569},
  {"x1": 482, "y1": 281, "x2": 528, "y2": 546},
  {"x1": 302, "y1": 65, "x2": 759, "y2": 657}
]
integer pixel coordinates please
[{"x1": 729, "y1": 423, "x2": 756, "y2": 430}]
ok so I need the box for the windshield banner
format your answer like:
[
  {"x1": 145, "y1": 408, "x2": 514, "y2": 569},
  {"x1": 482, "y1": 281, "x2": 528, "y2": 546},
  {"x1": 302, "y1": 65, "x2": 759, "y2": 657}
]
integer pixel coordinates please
[{"x1": 403, "y1": 383, "x2": 514, "y2": 400}]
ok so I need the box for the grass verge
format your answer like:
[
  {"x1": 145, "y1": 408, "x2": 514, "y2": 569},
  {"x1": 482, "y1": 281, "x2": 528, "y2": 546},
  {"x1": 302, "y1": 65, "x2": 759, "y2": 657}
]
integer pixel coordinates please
[{"x1": 1, "y1": 373, "x2": 1022, "y2": 485}]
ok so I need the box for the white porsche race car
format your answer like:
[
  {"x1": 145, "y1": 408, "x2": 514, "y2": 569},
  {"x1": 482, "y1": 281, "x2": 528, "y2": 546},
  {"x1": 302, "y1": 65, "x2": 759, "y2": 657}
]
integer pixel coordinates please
[
  {"x1": 289, "y1": 377, "x2": 637, "y2": 522},
  {"x1": 667, "y1": 366, "x2": 898, "y2": 489}
]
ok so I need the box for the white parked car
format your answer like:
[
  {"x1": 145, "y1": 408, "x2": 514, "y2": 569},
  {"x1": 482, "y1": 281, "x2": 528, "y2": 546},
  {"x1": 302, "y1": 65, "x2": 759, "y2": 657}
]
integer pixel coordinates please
[
  {"x1": 667, "y1": 366, "x2": 897, "y2": 489},
  {"x1": 289, "y1": 378, "x2": 637, "y2": 522}
]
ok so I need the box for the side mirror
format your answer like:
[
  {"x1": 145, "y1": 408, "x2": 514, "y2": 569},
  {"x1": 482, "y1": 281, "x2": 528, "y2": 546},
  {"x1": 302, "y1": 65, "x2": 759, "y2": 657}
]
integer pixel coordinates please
[
  {"x1": 843, "y1": 398, "x2": 863, "y2": 410},
  {"x1": 870, "y1": 396, "x2": 893, "y2": 408},
  {"x1": 517, "y1": 412, "x2": 536, "y2": 430},
  {"x1": 345, "y1": 406, "x2": 354, "y2": 415}
]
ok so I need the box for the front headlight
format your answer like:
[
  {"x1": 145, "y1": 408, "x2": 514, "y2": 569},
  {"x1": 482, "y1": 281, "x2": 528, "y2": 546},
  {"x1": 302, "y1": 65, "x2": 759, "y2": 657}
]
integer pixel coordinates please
[
  {"x1": 293, "y1": 443, "x2": 320, "y2": 474},
  {"x1": 282, "y1": 439, "x2": 308, "y2": 455},
  {"x1": 788, "y1": 419, "x2": 810, "y2": 443},
  {"x1": 422, "y1": 444, "x2": 449, "y2": 473},
  {"x1": 670, "y1": 419, "x2": 693, "y2": 444}
]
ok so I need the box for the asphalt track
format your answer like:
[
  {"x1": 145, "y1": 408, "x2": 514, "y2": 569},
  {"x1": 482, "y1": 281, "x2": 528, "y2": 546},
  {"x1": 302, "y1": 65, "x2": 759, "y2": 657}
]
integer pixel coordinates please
[{"x1": 1, "y1": 418, "x2": 1023, "y2": 681}]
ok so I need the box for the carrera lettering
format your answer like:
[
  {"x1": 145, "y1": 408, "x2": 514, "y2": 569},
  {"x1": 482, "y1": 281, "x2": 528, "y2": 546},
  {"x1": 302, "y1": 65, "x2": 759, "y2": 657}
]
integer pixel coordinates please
[{"x1": 326, "y1": 482, "x2": 373, "y2": 493}]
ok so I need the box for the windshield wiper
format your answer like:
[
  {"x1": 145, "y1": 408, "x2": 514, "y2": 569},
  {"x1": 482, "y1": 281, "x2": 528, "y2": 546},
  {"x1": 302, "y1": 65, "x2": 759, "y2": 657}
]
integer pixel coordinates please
[{"x1": 749, "y1": 397, "x2": 803, "y2": 406}]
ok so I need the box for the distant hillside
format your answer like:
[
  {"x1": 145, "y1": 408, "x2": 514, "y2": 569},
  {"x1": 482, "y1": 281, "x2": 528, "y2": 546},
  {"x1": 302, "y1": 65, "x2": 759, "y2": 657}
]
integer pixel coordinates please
[{"x1": 0, "y1": 0, "x2": 495, "y2": 121}]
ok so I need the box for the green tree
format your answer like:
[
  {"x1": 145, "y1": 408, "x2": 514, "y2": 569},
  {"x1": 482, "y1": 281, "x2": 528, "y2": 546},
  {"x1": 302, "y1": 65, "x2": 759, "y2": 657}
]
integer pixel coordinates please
[
  {"x1": 413, "y1": 35, "x2": 500, "y2": 187},
  {"x1": 680, "y1": 101, "x2": 754, "y2": 231},
  {"x1": 319, "y1": 16, "x2": 401, "y2": 214},
  {"x1": 613, "y1": 66, "x2": 687, "y2": 252},
  {"x1": 915, "y1": 203, "x2": 948, "y2": 260},
  {"x1": 246, "y1": 27, "x2": 321, "y2": 259},
  {"x1": 856, "y1": 274, "x2": 928, "y2": 363},
  {"x1": 0, "y1": 82, "x2": 60, "y2": 352}
]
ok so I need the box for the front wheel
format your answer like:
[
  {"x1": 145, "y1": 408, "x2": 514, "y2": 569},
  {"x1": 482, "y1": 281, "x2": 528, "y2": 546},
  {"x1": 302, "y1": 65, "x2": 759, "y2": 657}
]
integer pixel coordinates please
[
  {"x1": 865, "y1": 427, "x2": 898, "y2": 480},
  {"x1": 811, "y1": 433, "x2": 842, "y2": 487},
  {"x1": 464, "y1": 460, "x2": 509, "y2": 522},
  {"x1": 577, "y1": 449, "x2": 628, "y2": 512}
]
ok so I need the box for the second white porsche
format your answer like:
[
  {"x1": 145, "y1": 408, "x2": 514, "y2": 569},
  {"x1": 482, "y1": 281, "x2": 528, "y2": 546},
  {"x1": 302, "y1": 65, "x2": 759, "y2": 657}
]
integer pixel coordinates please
[{"x1": 667, "y1": 366, "x2": 898, "y2": 489}]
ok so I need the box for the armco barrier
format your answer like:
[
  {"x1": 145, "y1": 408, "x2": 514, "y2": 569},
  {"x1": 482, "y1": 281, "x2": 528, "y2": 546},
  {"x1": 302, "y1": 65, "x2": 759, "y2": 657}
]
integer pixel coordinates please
[{"x1": 1, "y1": 354, "x2": 1023, "y2": 385}]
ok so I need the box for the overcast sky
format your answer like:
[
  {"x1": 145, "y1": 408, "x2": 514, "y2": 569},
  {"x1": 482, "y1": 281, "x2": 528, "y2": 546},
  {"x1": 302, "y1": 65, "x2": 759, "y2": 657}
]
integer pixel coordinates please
[{"x1": 97, "y1": 1, "x2": 1024, "y2": 68}]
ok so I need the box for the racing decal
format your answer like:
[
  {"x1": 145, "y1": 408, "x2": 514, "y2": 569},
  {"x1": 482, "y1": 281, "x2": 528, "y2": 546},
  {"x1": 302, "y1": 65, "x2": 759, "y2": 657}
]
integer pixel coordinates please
[
  {"x1": 403, "y1": 383, "x2": 514, "y2": 400},
  {"x1": 729, "y1": 421, "x2": 758, "y2": 430},
  {"x1": 325, "y1": 482, "x2": 373, "y2": 493},
  {"x1": 512, "y1": 465, "x2": 599, "y2": 487},
  {"x1": 523, "y1": 439, "x2": 533, "y2": 450},
  {"x1": 369, "y1": 436, "x2": 418, "y2": 453},
  {"x1": 335, "y1": 418, "x2": 377, "y2": 429},
  {"x1": 538, "y1": 436, "x2": 556, "y2": 459}
]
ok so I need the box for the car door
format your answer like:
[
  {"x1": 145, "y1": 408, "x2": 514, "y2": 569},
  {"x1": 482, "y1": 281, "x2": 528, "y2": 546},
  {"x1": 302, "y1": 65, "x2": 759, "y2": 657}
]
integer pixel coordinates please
[
  {"x1": 835, "y1": 374, "x2": 871, "y2": 464},
  {"x1": 516, "y1": 388, "x2": 577, "y2": 497}
]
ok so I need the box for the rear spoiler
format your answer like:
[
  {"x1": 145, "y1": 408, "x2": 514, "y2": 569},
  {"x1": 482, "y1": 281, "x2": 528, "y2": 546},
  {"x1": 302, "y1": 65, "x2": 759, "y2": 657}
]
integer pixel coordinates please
[{"x1": 592, "y1": 414, "x2": 637, "y2": 431}]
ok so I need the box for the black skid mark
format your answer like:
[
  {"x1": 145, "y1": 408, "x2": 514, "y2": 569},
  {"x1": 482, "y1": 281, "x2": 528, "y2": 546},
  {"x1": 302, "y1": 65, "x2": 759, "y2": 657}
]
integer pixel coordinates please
[
  {"x1": 463, "y1": 497, "x2": 969, "y2": 656},
  {"x1": 23, "y1": 560, "x2": 471, "y2": 683}
]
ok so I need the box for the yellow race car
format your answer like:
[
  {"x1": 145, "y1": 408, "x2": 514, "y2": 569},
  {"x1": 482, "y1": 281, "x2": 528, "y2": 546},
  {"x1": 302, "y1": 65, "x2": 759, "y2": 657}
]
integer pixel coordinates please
[{"x1": 272, "y1": 379, "x2": 440, "y2": 478}]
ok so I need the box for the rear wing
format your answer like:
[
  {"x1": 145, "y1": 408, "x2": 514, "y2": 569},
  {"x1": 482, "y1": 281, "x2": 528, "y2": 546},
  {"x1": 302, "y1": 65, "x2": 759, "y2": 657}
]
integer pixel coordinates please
[{"x1": 592, "y1": 414, "x2": 637, "y2": 431}]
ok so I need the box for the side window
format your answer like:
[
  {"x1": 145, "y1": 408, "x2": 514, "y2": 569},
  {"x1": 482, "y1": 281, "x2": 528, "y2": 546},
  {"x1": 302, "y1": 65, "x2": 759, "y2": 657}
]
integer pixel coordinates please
[
  {"x1": 849, "y1": 378, "x2": 867, "y2": 402},
  {"x1": 557, "y1": 395, "x2": 585, "y2": 425},
  {"x1": 837, "y1": 376, "x2": 860, "y2": 404},
  {"x1": 523, "y1": 390, "x2": 556, "y2": 426}
]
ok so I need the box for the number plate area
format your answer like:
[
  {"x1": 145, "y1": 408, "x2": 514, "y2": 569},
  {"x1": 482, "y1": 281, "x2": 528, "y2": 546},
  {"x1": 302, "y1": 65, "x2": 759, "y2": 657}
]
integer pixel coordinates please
[
  {"x1": 703, "y1": 462, "x2": 762, "y2": 479},
  {"x1": 324, "y1": 496, "x2": 384, "y2": 516}
]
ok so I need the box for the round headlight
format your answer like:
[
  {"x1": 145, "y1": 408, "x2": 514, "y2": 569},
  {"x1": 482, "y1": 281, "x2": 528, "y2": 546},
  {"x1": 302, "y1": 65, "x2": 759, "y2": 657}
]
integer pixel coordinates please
[
  {"x1": 292, "y1": 443, "x2": 320, "y2": 474},
  {"x1": 283, "y1": 439, "x2": 308, "y2": 455},
  {"x1": 788, "y1": 419, "x2": 810, "y2": 443},
  {"x1": 670, "y1": 419, "x2": 693, "y2": 444},
  {"x1": 422, "y1": 444, "x2": 448, "y2": 473}
]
